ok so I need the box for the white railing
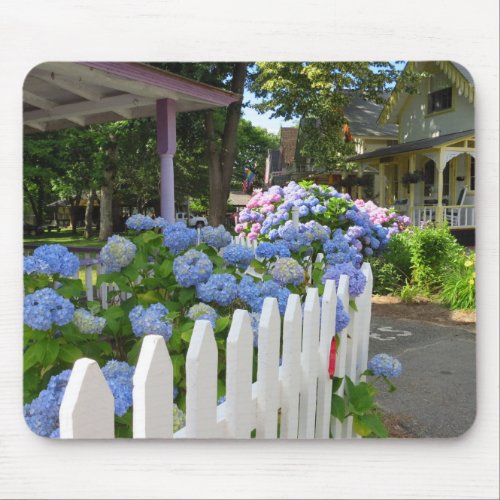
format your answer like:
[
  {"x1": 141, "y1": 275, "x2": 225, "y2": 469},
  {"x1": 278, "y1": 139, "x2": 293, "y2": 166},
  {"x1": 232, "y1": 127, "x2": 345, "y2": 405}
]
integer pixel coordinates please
[
  {"x1": 443, "y1": 205, "x2": 475, "y2": 228},
  {"x1": 59, "y1": 264, "x2": 373, "y2": 439},
  {"x1": 413, "y1": 205, "x2": 475, "y2": 228}
]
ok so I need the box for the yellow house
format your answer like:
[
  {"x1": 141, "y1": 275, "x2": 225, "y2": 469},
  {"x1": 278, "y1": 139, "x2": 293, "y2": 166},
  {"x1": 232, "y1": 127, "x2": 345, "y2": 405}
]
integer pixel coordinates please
[{"x1": 350, "y1": 61, "x2": 475, "y2": 239}]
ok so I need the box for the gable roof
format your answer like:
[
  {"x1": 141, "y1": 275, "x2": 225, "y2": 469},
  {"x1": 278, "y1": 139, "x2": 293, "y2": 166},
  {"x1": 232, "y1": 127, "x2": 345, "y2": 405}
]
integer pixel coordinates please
[
  {"x1": 343, "y1": 95, "x2": 398, "y2": 138},
  {"x1": 378, "y1": 61, "x2": 475, "y2": 125}
]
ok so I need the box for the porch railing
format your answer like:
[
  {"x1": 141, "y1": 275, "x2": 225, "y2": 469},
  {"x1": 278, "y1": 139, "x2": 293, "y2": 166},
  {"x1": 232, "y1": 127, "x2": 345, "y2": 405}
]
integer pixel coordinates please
[{"x1": 412, "y1": 205, "x2": 475, "y2": 228}]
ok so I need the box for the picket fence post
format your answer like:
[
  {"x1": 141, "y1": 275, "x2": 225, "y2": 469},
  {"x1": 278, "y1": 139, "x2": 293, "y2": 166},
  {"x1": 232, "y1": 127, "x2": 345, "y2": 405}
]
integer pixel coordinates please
[
  {"x1": 315, "y1": 279, "x2": 337, "y2": 438},
  {"x1": 133, "y1": 335, "x2": 173, "y2": 438},
  {"x1": 280, "y1": 294, "x2": 302, "y2": 439},
  {"x1": 185, "y1": 320, "x2": 218, "y2": 438},
  {"x1": 226, "y1": 310, "x2": 254, "y2": 438},
  {"x1": 255, "y1": 297, "x2": 281, "y2": 438},
  {"x1": 298, "y1": 288, "x2": 321, "y2": 438},
  {"x1": 59, "y1": 358, "x2": 114, "y2": 439},
  {"x1": 331, "y1": 274, "x2": 350, "y2": 439}
]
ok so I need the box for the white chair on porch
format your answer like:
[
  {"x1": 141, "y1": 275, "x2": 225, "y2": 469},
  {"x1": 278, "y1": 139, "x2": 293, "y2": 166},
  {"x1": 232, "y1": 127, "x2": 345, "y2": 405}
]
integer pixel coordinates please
[{"x1": 445, "y1": 187, "x2": 467, "y2": 227}]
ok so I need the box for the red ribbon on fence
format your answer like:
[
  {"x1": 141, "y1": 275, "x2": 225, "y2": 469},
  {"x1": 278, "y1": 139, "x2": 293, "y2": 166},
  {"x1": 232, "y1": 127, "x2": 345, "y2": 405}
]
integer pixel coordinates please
[{"x1": 328, "y1": 337, "x2": 337, "y2": 379}]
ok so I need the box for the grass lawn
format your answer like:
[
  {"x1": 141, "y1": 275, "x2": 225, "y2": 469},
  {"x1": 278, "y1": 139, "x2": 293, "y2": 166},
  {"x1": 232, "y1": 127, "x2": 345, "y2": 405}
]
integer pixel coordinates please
[{"x1": 24, "y1": 228, "x2": 104, "y2": 248}]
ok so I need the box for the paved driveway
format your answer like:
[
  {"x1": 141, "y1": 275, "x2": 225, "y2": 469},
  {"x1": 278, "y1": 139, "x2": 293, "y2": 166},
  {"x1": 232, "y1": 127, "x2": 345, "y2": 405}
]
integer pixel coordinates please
[{"x1": 369, "y1": 315, "x2": 476, "y2": 438}]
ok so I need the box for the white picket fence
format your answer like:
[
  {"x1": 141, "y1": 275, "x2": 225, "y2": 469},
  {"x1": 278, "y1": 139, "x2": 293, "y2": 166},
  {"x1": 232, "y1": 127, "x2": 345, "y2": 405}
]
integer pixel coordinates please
[{"x1": 59, "y1": 263, "x2": 373, "y2": 439}]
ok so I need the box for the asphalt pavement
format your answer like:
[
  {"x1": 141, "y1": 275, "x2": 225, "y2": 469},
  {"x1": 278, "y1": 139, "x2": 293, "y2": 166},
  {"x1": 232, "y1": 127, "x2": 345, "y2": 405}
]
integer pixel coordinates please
[{"x1": 368, "y1": 314, "x2": 476, "y2": 438}]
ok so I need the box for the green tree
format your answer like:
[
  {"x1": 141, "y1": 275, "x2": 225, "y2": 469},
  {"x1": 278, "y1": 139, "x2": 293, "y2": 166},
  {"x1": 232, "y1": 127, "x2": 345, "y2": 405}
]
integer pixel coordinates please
[
  {"x1": 233, "y1": 119, "x2": 279, "y2": 190},
  {"x1": 250, "y1": 62, "x2": 418, "y2": 171}
]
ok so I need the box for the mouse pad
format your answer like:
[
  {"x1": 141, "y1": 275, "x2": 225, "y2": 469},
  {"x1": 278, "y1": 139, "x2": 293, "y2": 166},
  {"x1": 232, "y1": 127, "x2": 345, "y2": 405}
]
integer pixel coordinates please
[{"x1": 22, "y1": 61, "x2": 476, "y2": 439}]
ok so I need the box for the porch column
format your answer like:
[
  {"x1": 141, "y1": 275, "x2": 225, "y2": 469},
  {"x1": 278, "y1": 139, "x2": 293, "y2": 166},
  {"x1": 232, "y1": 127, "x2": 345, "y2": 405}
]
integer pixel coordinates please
[
  {"x1": 357, "y1": 164, "x2": 364, "y2": 199},
  {"x1": 378, "y1": 163, "x2": 386, "y2": 206},
  {"x1": 408, "y1": 154, "x2": 416, "y2": 220},
  {"x1": 436, "y1": 148, "x2": 445, "y2": 225},
  {"x1": 156, "y1": 98, "x2": 177, "y2": 223}
]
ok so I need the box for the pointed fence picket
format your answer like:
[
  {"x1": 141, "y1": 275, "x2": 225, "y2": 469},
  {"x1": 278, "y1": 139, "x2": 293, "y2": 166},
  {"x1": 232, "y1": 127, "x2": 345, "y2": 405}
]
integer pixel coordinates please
[{"x1": 59, "y1": 267, "x2": 373, "y2": 440}]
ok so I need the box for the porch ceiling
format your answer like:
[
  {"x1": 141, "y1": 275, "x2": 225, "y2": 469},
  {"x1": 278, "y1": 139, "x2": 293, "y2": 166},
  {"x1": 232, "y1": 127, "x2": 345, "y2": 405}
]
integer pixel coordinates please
[
  {"x1": 348, "y1": 129, "x2": 474, "y2": 162},
  {"x1": 23, "y1": 62, "x2": 240, "y2": 134}
]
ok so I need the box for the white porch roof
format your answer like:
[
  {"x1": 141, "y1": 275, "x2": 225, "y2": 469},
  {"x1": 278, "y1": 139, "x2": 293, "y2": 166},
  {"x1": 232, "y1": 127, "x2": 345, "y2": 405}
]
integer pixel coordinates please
[{"x1": 23, "y1": 62, "x2": 240, "y2": 134}]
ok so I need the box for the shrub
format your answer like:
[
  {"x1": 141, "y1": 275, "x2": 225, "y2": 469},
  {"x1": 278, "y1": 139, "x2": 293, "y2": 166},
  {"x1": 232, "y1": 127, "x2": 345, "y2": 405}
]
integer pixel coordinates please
[{"x1": 440, "y1": 252, "x2": 476, "y2": 310}]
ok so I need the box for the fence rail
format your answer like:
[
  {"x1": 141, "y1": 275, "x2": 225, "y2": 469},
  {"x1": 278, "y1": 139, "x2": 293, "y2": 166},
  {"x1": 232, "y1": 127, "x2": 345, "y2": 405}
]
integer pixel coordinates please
[{"x1": 59, "y1": 263, "x2": 373, "y2": 439}]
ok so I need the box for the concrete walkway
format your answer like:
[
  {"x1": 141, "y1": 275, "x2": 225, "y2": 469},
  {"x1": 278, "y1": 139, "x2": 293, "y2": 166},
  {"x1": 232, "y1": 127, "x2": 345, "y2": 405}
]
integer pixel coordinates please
[{"x1": 369, "y1": 314, "x2": 476, "y2": 438}]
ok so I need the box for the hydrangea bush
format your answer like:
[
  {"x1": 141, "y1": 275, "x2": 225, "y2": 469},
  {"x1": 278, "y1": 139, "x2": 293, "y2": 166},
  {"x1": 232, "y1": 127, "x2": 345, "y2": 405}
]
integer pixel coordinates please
[{"x1": 24, "y1": 184, "x2": 403, "y2": 438}]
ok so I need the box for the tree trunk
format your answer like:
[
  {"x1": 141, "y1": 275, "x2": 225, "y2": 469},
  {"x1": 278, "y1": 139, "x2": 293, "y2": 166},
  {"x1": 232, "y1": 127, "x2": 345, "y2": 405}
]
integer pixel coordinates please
[
  {"x1": 99, "y1": 135, "x2": 118, "y2": 241},
  {"x1": 84, "y1": 189, "x2": 97, "y2": 239},
  {"x1": 206, "y1": 63, "x2": 247, "y2": 226}
]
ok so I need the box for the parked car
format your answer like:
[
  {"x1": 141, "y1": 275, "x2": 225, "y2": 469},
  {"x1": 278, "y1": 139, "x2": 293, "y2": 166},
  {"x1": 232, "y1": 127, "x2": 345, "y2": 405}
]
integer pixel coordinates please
[{"x1": 175, "y1": 212, "x2": 208, "y2": 229}]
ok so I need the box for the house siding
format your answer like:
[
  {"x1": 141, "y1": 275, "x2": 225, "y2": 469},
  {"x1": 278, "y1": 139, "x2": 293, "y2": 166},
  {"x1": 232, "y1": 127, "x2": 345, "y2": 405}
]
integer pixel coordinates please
[{"x1": 399, "y1": 70, "x2": 474, "y2": 143}]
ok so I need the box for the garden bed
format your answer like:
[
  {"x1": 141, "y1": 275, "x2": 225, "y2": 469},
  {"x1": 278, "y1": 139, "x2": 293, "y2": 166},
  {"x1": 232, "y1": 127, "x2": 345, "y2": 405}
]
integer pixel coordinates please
[{"x1": 372, "y1": 295, "x2": 476, "y2": 333}]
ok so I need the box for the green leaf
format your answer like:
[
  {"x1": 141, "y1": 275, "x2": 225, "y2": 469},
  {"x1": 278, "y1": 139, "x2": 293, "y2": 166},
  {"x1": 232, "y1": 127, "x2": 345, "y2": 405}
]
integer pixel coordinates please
[
  {"x1": 24, "y1": 326, "x2": 47, "y2": 343},
  {"x1": 353, "y1": 414, "x2": 388, "y2": 438},
  {"x1": 143, "y1": 231, "x2": 163, "y2": 244},
  {"x1": 332, "y1": 376, "x2": 343, "y2": 393},
  {"x1": 33, "y1": 339, "x2": 60, "y2": 367},
  {"x1": 127, "y1": 338, "x2": 144, "y2": 365},
  {"x1": 158, "y1": 259, "x2": 173, "y2": 278},
  {"x1": 331, "y1": 393, "x2": 346, "y2": 422},
  {"x1": 181, "y1": 330, "x2": 193, "y2": 343},
  {"x1": 349, "y1": 298, "x2": 358, "y2": 311},
  {"x1": 24, "y1": 344, "x2": 40, "y2": 372},
  {"x1": 214, "y1": 316, "x2": 230, "y2": 333},
  {"x1": 171, "y1": 354, "x2": 185, "y2": 382},
  {"x1": 178, "y1": 287, "x2": 195, "y2": 305},
  {"x1": 60, "y1": 322, "x2": 87, "y2": 343},
  {"x1": 95, "y1": 341, "x2": 113, "y2": 356},
  {"x1": 56, "y1": 278, "x2": 85, "y2": 299},
  {"x1": 137, "y1": 290, "x2": 164, "y2": 305},
  {"x1": 345, "y1": 378, "x2": 375, "y2": 415},
  {"x1": 58, "y1": 344, "x2": 83, "y2": 364},
  {"x1": 87, "y1": 301, "x2": 101, "y2": 315}
]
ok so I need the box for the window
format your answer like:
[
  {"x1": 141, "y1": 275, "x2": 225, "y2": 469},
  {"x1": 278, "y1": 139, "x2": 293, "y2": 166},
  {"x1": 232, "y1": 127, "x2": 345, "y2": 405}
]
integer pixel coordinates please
[{"x1": 428, "y1": 87, "x2": 453, "y2": 113}]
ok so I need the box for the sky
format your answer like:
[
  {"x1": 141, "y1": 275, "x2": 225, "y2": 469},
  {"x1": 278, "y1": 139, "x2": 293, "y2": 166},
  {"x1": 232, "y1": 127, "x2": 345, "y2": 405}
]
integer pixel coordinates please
[{"x1": 241, "y1": 94, "x2": 296, "y2": 135}]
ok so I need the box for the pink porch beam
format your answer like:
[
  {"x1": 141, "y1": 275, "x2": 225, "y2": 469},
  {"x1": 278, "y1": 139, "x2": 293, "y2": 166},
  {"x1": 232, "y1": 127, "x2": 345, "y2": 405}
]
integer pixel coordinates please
[{"x1": 156, "y1": 98, "x2": 176, "y2": 223}]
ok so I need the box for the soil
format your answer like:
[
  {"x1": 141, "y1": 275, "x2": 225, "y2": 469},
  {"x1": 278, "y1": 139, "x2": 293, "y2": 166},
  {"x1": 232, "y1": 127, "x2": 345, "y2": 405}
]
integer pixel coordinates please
[{"x1": 371, "y1": 295, "x2": 476, "y2": 334}]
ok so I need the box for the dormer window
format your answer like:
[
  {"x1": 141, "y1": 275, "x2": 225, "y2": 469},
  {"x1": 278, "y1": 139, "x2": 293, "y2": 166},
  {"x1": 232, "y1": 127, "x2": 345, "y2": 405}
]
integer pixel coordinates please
[{"x1": 428, "y1": 87, "x2": 453, "y2": 113}]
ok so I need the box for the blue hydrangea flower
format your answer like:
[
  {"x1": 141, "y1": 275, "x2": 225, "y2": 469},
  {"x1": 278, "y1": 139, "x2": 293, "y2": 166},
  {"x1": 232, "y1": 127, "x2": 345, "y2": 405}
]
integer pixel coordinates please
[
  {"x1": 238, "y1": 276, "x2": 290, "y2": 315},
  {"x1": 24, "y1": 369, "x2": 71, "y2": 437},
  {"x1": 335, "y1": 300, "x2": 350, "y2": 333},
  {"x1": 100, "y1": 235, "x2": 137, "y2": 272},
  {"x1": 187, "y1": 303, "x2": 218, "y2": 328},
  {"x1": 73, "y1": 308, "x2": 106, "y2": 335},
  {"x1": 163, "y1": 222, "x2": 197, "y2": 255},
  {"x1": 125, "y1": 214, "x2": 156, "y2": 231},
  {"x1": 200, "y1": 225, "x2": 232, "y2": 249},
  {"x1": 250, "y1": 312, "x2": 261, "y2": 347},
  {"x1": 173, "y1": 249, "x2": 213, "y2": 287},
  {"x1": 25, "y1": 244, "x2": 80, "y2": 277},
  {"x1": 271, "y1": 257, "x2": 305, "y2": 286},
  {"x1": 222, "y1": 244, "x2": 254, "y2": 269},
  {"x1": 24, "y1": 288, "x2": 75, "y2": 331},
  {"x1": 322, "y1": 263, "x2": 367, "y2": 297},
  {"x1": 368, "y1": 353, "x2": 402, "y2": 378},
  {"x1": 101, "y1": 360, "x2": 135, "y2": 417},
  {"x1": 153, "y1": 217, "x2": 169, "y2": 230},
  {"x1": 196, "y1": 273, "x2": 238, "y2": 306},
  {"x1": 173, "y1": 404, "x2": 186, "y2": 432},
  {"x1": 128, "y1": 303, "x2": 173, "y2": 342},
  {"x1": 255, "y1": 242, "x2": 277, "y2": 260},
  {"x1": 24, "y1": 255, "x2": 50, "y2": 275}
]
